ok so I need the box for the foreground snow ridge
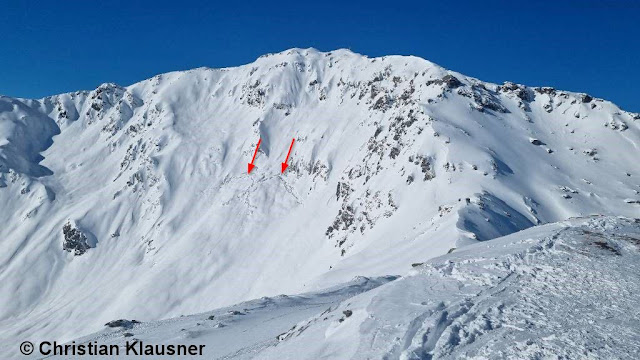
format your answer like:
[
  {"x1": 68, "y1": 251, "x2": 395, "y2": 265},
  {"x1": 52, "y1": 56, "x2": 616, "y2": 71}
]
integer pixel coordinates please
[
  {"x1": 49, "y1": 216, "x2": 640, "y2": 359},
  {"x1": 1, "y1": 48, "x2": 639, "y2": 358}
]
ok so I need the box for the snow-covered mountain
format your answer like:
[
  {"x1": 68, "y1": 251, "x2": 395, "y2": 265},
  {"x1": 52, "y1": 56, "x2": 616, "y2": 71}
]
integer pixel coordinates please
[{"x1": 1, "y1": 48, "x2": 639, "y2": 358}]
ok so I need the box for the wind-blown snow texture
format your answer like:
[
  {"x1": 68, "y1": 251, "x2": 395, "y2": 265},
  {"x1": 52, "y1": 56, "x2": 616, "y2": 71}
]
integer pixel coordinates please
[
  {"x1": 1, "y1": 48, "x2": 639, "y2": 358},
  {"x1": 47, "y1": 216, "x2": 640, "y2": 359}
]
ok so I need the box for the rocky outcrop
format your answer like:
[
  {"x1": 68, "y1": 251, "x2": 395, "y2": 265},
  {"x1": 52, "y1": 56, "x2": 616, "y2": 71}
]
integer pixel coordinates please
[{"x1": 62, "y1": 222, "x2": 92, "y2": 256}]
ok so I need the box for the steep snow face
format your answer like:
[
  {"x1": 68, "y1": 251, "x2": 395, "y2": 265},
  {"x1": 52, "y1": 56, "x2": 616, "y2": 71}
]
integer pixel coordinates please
[
  {"x1": 0, "y1": 48, "x2": 639, "y2": 351},
  {"x1": 43, "y1": 216, "x2": 640, "y2": 360}
]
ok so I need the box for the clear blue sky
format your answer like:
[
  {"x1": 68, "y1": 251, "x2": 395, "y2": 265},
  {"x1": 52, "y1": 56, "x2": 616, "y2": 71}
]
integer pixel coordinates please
[{"x1": 2, "y1": 0, "x2": 638, "y2": 111}]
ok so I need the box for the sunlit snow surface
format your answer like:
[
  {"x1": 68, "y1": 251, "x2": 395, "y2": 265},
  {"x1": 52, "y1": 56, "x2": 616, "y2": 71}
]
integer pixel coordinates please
[
  {"x1": 47, "y1": 216, "x2": 640, "y2": 359},
  {"x1": 1, "y1": 48, "x2": 639, "y2": 358}
]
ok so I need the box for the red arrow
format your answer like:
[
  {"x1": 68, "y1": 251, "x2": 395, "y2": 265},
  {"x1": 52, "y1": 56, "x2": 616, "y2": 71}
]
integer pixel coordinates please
[
  {"x1": 281, "y1": 138, "x2": 295, "y2": 173},
  {"x1": 248, "y1": 138, "x2": 261, "y2": 174}
]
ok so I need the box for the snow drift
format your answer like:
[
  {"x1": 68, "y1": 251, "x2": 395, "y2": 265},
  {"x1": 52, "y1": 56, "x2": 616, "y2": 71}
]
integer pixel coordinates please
[{"x1": 46, "y1": 216, "x2": 640, "y2": 359}]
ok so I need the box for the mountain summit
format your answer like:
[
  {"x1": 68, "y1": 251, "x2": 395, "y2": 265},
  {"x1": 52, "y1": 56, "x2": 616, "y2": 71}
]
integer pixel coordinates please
[{"x1": 1, "y1": 48, "x2": 639, "y2": 353}]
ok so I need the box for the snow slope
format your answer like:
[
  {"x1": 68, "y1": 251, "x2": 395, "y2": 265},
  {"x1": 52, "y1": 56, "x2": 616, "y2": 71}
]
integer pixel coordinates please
[
  {"x1": 45, "y1": 215, "x2": 640, "y2": 359},
  {"x1": 1, "y1": 48, "x2": 639, "y2": 358},
  {"x1": 263, "y1": 216, "x2": 640, "y2": 360}
]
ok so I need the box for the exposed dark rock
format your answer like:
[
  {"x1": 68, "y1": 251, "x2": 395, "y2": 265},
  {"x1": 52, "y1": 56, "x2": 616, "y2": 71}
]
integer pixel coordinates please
[
  {"x1": 534, "y1": 87, "x2": 556, "y2": 95},
  {"x1": 105, "y1": 319, "x2": 140, "y2": 329},
  {"x1": 389, "y1": 147, "x2": 400, "y2": 159},
  {"x1": 371, "y1": 95, "x2": 392, "y2": 111},
  {"x1": 501, "y1": 82, "x2": 519, "y2": 91},
  {"x1": 462, "y1": 86, "x2": 509, "y2": 113},
  {"x1": 336, "y1": 182, "x2": 353, "y2": 201},
  {"x1": 500, "y1": 82, "x2": 532, "y2": 101},
  {"x1": 62, "y1": 222, "x2": 91, "y2": 256},
  {"x1": 442, "y1": 75, "x2": 462, "y2": 88},
  {"x1": 419, "y1": 156, "x2": 435, "y2": 180},
  {"x1": 326, "y1": 205, "x2": 355, "y2": 240},
  {"x1": 426, "y1": 75, "x2": 462, "y2": 89}
]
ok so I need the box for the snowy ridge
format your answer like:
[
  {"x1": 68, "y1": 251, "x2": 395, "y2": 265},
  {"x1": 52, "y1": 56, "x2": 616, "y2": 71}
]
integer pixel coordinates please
[
  {"x1": 0, "y1": 48, "x2": 639, "y2": 358},
  {"x1": 45, "y1": 216, "x2": 640, "y2": 359},
  {"x1": 261, "y1": 216, "x2": 640, "y2": 359}
]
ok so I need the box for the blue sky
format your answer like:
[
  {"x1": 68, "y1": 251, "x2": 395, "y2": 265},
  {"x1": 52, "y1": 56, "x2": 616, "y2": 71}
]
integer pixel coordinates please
[{"x1": 2, "y1": 1, "x2": 638, "y2": 111}]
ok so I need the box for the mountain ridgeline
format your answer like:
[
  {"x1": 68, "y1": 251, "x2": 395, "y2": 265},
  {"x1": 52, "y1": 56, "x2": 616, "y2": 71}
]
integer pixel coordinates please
[{"x1": 1, "y1": 48, "x2": 639, "y2": 349}]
